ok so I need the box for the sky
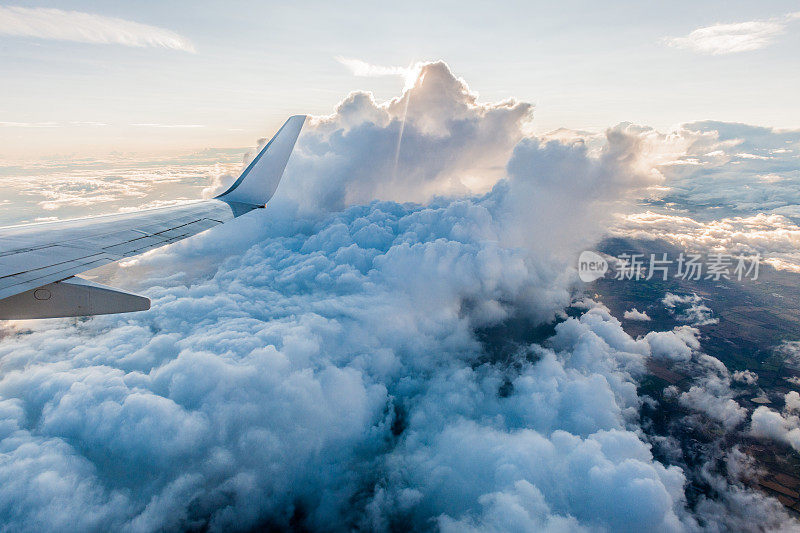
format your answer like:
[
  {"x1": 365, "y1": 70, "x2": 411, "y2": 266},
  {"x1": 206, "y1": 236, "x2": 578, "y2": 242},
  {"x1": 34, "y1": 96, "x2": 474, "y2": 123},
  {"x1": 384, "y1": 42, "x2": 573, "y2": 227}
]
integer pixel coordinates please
[
  {"x1": 0, "y1": 1, "x2": 799, "y2": 160},
  {"x1": 3, "y1": 3, "x2": 800, "y2": 531}
]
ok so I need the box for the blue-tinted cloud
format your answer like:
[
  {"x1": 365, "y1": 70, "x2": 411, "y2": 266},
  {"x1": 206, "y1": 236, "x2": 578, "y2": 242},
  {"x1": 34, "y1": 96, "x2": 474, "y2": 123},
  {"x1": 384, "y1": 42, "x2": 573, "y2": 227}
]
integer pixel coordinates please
[
  {"x1": 0, "y1": 61, "x2": 797, "y2": 532},
  {"x1": 0, "y1": 198, "x2": 711, "y2": 531}
]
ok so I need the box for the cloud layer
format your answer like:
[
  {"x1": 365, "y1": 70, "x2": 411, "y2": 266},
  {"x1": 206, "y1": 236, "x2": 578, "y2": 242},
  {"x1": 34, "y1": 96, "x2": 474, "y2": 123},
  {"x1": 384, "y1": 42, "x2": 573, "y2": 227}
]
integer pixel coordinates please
[{"x1": 0, "y1": 197, "x2": 707, "y2": 531}]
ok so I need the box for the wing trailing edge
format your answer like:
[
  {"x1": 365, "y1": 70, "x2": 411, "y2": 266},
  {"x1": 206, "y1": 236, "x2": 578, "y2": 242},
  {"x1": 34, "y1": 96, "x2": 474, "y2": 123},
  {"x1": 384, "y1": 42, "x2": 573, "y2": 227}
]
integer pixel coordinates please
[{"x1": 0, "y1": 115, "x2": 306, "y2": 319}]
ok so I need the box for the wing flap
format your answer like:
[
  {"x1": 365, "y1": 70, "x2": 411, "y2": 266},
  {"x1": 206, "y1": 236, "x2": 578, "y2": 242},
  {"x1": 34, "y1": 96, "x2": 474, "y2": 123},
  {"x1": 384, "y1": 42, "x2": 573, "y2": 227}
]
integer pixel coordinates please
[{"x1": 0, "y1": 276, "x2": 150, "y2": 320}]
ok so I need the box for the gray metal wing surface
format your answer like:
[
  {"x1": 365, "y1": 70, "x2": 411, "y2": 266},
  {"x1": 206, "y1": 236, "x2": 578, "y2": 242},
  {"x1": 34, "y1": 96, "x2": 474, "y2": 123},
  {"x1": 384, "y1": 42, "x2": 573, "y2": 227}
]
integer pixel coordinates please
[{"x1": 0, "y1": 115, "x2": 305, "y2": 318}]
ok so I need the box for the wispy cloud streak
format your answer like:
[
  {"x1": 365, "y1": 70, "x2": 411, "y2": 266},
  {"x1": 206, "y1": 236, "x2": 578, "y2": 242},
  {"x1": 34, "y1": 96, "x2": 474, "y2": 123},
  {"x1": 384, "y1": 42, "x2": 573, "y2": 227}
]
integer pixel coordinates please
[
  {"x1": 665, "y1": 12, "x2": 800, "y2": 55},
  {"x1": 0, "y1": 6, "x2": 195, "y2": 52},
  {"x1": 130, "y1": 123, "x2": 204, "y2": 128},
  {"x1": 335, "y1": 56, "x2": 409, "y2": 77},
  {"x1": 0, "y1": 121, "x2": 59, "y2": 128}
]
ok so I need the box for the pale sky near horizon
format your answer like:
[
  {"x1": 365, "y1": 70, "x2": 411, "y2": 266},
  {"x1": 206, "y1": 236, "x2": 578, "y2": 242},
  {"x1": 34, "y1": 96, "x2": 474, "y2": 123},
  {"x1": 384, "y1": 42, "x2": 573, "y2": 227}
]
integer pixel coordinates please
[{"x1": 1, "y1": 0, "x2": 799, "y2": 160}]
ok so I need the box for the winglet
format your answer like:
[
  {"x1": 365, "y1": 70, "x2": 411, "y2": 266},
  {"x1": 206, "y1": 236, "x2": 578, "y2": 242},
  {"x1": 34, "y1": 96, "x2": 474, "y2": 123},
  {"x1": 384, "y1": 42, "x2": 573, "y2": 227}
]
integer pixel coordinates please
[{"x1": 217, "y1": 115, "x2": 306, "y2": 207}]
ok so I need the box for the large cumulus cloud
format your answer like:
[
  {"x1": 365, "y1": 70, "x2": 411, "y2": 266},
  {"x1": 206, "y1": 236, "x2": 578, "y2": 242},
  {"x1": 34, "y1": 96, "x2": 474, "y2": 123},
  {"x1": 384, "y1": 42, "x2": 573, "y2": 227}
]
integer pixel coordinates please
[{"x1": 229, "y1": 61, "x2": 532, "y2": 212}]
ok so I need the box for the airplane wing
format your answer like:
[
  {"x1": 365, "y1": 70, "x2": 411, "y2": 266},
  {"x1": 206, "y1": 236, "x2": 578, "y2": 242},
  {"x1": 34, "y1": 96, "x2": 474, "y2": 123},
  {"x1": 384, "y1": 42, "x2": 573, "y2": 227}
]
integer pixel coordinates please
[{"x1": 0, "y1": 115, "x2": 306, "y2": 319}]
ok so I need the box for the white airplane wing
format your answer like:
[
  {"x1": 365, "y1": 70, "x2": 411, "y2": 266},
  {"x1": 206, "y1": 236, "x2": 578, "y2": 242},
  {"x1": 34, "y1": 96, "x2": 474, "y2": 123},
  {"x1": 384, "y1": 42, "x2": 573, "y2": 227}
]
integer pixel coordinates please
[{"x1": 0, "y1": 115, "x2": 306, "y2": 319}]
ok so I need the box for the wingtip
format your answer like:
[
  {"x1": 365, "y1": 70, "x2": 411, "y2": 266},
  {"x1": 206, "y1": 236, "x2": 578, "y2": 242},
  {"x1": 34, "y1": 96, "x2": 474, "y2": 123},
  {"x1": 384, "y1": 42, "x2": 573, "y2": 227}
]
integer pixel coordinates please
[{"x1": 216, "y1": 115, "x2": 306, "y2": 207}]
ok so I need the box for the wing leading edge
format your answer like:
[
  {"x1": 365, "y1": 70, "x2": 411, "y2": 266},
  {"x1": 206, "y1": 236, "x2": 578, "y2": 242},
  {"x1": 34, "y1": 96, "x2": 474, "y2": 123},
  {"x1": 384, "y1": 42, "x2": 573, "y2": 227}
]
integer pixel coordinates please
[{"x1": 0, "y1": 115, "x2": 305, "y2": 319}]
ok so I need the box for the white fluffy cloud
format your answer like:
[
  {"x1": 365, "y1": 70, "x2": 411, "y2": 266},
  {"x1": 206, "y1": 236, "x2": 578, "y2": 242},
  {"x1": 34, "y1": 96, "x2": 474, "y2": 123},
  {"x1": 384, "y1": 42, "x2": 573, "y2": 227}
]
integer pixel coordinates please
[
  {"x1": 678, "y1": 379, "x2": 748, "y2": 430},
  {"x1": 624, "y1": 308, "x2": 651, "y2": 321},
  {"x1": 271, "y1": 62, "x2": 532, "y2": 211},
  {"x1": 662, "y1": 293, "x2": 718, "y2": 326},
  {"x1": 644, "y1": 326, "x2": 699, "y2": 363},
  {"x1": 751, "y1": 392, "x2": 800, "y2": 452},
  {"x1": 497, "y1": 117, "x2": 800, "y2": 271},
  {"x1": 777, "y1": 341, "x2": 800, "y2": 369},
  {"x1": 732, "y1": 370, "x2": 758, "y2": 385}
]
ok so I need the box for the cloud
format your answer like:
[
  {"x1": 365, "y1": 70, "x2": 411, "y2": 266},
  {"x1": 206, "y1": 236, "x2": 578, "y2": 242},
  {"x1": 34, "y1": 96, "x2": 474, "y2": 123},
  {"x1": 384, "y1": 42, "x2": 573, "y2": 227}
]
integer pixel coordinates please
[
  {"x1": 130, "y1": 124, "x2": 205, "y2": 128},
  {"x1": 1, "y1": 60, "x2": 797, "y2": 531},
  {"x1": 665, "y1": 12, "x2": 800, "y2": 55},
  {"x1": 623, "y1": 308, "x2": 651, "y2": 321},
  {"x1": 258, "y1": 62, "x2": 670, "y2": 270},
  {"x1": 644, "y1": 326, "x2": 699, "y2": 363},
  {"x1": 0, "y1": 154, "x2": 240, "y2": 224},
  {"x1": 0, "y1": 6, "x2": 195, "y2": 52},
  {"x1": 662, "y1": 293, "x2": 718, "y2": 326},
  {"x1": 502, "y1": 118, "x2": 800, "y2": 269},
  {"x1": 654, "y1": 345, "x2": 748, "y2": 430},
  {"x1": 691, "y1": 447, "x2": 794, "y2": 532},
  {"x1": 438, "y1": 480, "x2": 585, "y2": 532},
  {"x1": 0, "y1": 199, "x2": 703, "y2": 531},
  {"x1": 642, "y1": 322, "x2": 800, "y2": 529},
  {"x1": 653, "y1": 121, "x2": 800, "y2": 219},
  {"x1": 335, "y1": 56, "x2": 411, "y2": 78},
  {"x1": 271, "y1": 61, "x2": 533, "y2": 212},
  {"x1": 751, "y1": 392, "x2": 800, "y2": 451},
  {"x1": 732, "y1": 370, "x2": 758, "y2": 385},
  {"x1": 494, "y1": 122, "x2": 670, "y2": 262},
  {"x1": 678, "y1": 379, "x2": 748, "y2": 430},
  {"x1": 614, "y1": 212, "x2": 800, "y2": 272},
  {"x1": 548, "y1": 120, "x2": 800, "y2": 230},
  {"x1": 0, "y1": 121, "x2": 59, "y2": 128},
  {"x1": 603, "y1": 120, "x2": 800, "y2": 273}
]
